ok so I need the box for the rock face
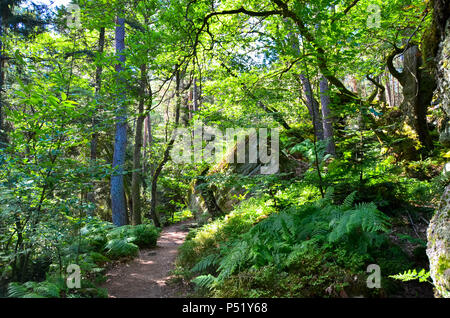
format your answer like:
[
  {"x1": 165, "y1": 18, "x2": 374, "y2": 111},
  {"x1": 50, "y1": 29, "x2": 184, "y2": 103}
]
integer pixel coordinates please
[
  {"x1": 428, "y1": 10, "x2": 450, "y2": 298},
  {"x1": 438, "y1": 26, "x2": 450, "y2": 146},
  {"x1": 188, "y1": 132, "x2": 308, "y2": 217},
  {"x1": 427, "y1": 185, "x2": 450, "y2": 298},
  {"x1": 436, "y1": 5, "x2": 450, "y2": 146}
]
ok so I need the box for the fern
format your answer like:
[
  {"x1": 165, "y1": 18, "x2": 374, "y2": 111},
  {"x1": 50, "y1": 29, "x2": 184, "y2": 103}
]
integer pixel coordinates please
[
  {"x1": 390, "y1": 269, "x2": 432, "y2": 284},
  {"x1": 341, "y1": 191, "x2": 357, "y2": 210},
  {"x1": 217, "y1": 241, "x2": 250, "y2": 281},
  {"x1": 191, "y1": 254, "x2": 220, "y2": 273},
  {"x1": 8, "y1": 281, "x2": 61, "y2": 298},
  {"x1": 328, "y1": 202, "x2": 390, "y2": 244},
  {"x1": 33, "y1": 281, "x2": 61, "y2": 298},
  {"x1": 104, "y1": 238, "x2": 139, "y2": 259},
  {"x1": 7, "y1": 282, "x2": 28, "y2": 298},
  {"x1": 185, "y1": 187, "x2": 391, "y2": 292},
  {"x1": 192, "y1": 274, "x2": 217, "y2": 290}
]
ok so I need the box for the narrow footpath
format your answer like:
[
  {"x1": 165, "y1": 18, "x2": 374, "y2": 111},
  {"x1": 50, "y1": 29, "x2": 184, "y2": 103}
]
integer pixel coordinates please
[{"x1": 102, "y1": 221, "x2": 193, "y2": 298}]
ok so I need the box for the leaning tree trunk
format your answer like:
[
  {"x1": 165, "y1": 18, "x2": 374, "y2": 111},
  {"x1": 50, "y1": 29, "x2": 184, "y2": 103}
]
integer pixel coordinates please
[
  {"x1": 110, "y1": 16, "x2": 128, "y2": 226},
  {"x1": 427, "y1": 0, "x2": 450, "y2": 298}
]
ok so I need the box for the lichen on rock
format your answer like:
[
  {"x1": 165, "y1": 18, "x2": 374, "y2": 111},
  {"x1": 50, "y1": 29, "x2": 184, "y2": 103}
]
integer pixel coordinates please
[
  {"x1": 427, "y1": 185, "x2": 450, "y2": 298},
  {"x1": 428, "y1": 8, "x2": 450, "y2": 298}
]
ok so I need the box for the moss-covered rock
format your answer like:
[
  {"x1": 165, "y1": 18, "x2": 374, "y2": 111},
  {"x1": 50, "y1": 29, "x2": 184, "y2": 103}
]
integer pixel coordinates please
[
  {"x1": 427, "y1": 184, "x2": 450, "y2": 297},
  {"x1": 436, "y1": 19, "x2": 450, "y2": 146}
]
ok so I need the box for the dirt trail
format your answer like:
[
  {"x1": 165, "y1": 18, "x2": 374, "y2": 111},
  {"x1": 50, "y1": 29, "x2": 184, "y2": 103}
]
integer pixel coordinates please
[{"x1": 102, "y1": 221, "x2": 193, "y2": 298}]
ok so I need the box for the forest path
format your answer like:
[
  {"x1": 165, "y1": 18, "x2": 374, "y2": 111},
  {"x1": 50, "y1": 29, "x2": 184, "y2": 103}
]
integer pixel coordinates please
[{"x1": 102, "y1": 220, "x2": 193, "y2": 298}]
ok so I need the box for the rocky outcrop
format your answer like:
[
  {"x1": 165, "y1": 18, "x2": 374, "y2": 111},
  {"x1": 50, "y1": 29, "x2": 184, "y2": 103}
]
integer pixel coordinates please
[
  {"x1": 428, "y1": 3, "x2": 450, "y2": 298},
  {"x1": 437, "y1": 20, "x2": 450, "y2": 146},
  {"x1": 188, "y1": 132, "x2": 308, "y2": 218},
  {"x1": 427, "y1": 185, "x2": 450, "y2": 298}
]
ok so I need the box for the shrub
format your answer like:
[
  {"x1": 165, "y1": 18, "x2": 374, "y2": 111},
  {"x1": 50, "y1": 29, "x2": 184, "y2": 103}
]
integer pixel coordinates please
[
  {"x1": 181, "y1": 189, "x2": 392, "y2": 297},
  {"x1": 106, "y1": 224, "x2": 160, "y2": 249},
  {"x1": 104, "y1": 239, "x2": 139, "y2": 260},
  {"x1": 132, "y1": 224, "x2": 161, "y2": 248},
  {"x1": 177, "y1": 197, "x2": 275, "y2": 271}
]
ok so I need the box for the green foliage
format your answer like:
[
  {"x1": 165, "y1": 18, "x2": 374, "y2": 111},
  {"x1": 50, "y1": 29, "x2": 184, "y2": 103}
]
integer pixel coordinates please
[
  {"x1": 8, "y1": 281, "x2": 61, "y2": 298},
  {"x1": 0, "y1": 0, "x2": 441, "y2": 299},
  {"x1": 177, "y1": 197, "x2": 275, "y2": 271},
  {"x1": 179, "y1": 188, "x2": 392, "y2": 297},
  {"x1": 107, "y1": 224, "x2": 161, "y2": 249},
  {"x1": 104, "y1": 239, "x2": 139, "y2": 260},
  {"x1": 390, "y1": 269, "x2": 432, "y2": 284}
]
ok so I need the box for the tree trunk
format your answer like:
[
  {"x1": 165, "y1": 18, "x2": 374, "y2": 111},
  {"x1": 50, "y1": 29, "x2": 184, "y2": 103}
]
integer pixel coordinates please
[
  {"x1": 319, "y1": 76, "x2": 336, "y2": 155},
  {"x1": 90, "y1": 27, "x2": 105, "y2": 163},
  {"x1": 193, "y1": 78, "x2": 199, "y2": 112},
  {"x1": 387, "y1": 44, "x2": 435, "y2": 152},
  {"x1": 110, "y1": 16, "x2": 128, "y2": 226},
  {"x1": 87, "y1": 27, "x2": 105, "y2": 209},
  {"x1": 143, "y1": 112, "x2": 154, "y2": 179},
  {"x1": 299, "y1": 74, "x2": 324, "y2": 141},
  {"x1": 131, "y1": 64, "x2": 147, "y2": 225},
  {"x1": 149, "y1": 65, "x2": 182, "y2": 227},
  {"x1": 0, "y1": 16, "x2": 7, "y2": 149}
]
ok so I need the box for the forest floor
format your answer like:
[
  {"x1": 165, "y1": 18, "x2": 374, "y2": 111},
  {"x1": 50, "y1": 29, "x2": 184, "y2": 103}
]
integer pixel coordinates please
[{"x1": 101, "y1": 220, "x2": 194, "y2": 298}]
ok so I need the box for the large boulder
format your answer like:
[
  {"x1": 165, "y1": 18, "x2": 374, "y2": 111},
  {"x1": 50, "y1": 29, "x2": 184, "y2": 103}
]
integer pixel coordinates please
[
  {"x1": 427, "y1": 185, "x2": 450, "y2": 298},
  {"x1": 428, "y1": 7, "x2": 450, "y2": 298}
]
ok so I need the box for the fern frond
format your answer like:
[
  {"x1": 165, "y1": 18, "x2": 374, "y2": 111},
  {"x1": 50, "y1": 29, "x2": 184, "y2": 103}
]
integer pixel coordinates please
[
  {"x1": 342, "y1": 191, "x2": 357, "y2": 210},
  {"x1": 191, "y1": 254, "x2": 220, "y2": 273},
  {"x1": 390, "y1": 269, "x2": 431, "y2": 283},
  {"x1": 7, "y1": 282, "x2": 28, "y2": 298},
  {"x1": 192, "y1": 274, "x2": 217, "y2": 290}
]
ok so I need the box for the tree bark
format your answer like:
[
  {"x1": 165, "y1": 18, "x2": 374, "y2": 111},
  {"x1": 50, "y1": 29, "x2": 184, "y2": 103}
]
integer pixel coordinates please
[
  {"x1": 319, "y1": 76, "x2": 336, "y2": 155},
  {"x1": 111, "y1": 16, "x2": 128, "y2": 226},
  {"x1": 87, "y1": 27, "x2": 105, "y2": 209},
  {"x1": 0, "y1": 15, "x2": 7, "y2": 149},
  {"x1": 131, "y1": 64, "x2": 147, "y2": 225},
  {"x1": 149, "y1": 64, "x2": 182, "y2": 227},
  {"x1": 299, "y1": 74, "x2": 324, "y2": 141},
  {"x1": 387, "y1": 45, "x2": 434, "y2": 152},
  {"x1": 193, "y1": 78, "x2": 199, "y2": 112}
]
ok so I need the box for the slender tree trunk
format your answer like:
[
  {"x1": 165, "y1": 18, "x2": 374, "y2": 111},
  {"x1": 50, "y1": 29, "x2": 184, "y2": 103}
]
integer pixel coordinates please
[
  {"x1": 377, "y1": 75, "x2": 386, "y2": 104},
  {"x1": 149, "y1": 65, "x2": 182, "y2": 227},
  {"x1": 131, "y1": 64, "x2": 147, "y2": 225},
  {"x1": 319, "y1": 76, "x2": 336, "y2": 155},
  {"x1": 385, "y1": 72, "x2": 394, "y2": 107},
  {"x1": 0, "y1": 17, "x2": 7, "y2": 149},
  {"x1": 87, "y1": 27, "x2": 105, "y2": 209},
  {"x1": 143, "y1": 112, "x2": 153, "y2": 176},
  {"x1": 299, "y1": 74, "x2": 324, "y2": 141},
  {"x1": 193, "y1": 78, "x2": 199, "y2": 112},
  {"x1": 90, "y1": 27, "x2": 105, "y2": 162},
  {"x1": 111, "y1": 16, "x2": 128, "y2": 226}
]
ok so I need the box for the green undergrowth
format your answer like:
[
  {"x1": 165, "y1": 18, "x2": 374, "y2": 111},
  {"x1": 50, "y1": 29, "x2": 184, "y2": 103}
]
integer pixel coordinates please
[
  {"x1": 176, "y1": 181, "x2": 428, "y2": 297},
  {"x1": 5, "y1": 219, "x2": 161, "y2": 298}
]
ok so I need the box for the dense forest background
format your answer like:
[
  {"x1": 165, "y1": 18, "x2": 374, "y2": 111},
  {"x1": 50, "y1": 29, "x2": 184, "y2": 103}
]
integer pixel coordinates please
[{"x1": 0, "y1": 0, "x2": 449, "y2": 298}]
